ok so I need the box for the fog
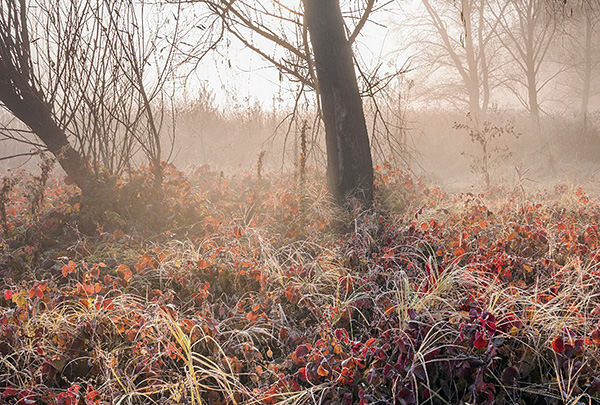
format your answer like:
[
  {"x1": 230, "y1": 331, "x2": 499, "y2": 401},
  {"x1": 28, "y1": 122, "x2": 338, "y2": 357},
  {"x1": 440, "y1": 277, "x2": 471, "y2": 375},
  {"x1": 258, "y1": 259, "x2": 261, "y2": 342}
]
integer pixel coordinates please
[{"x1": 1, "y1": 0, "x2": 599, "y2": 194}]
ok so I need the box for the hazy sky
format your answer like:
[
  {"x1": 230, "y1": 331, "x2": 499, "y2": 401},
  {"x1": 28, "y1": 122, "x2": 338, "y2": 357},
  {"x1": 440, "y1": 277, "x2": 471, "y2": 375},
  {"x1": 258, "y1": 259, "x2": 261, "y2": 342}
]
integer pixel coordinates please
[
  {"x1": 183, "y1": 2, "x2": 406, "y2": 109},
  {"x1": 183, "y1": 0, "x2": 598, "y2": 116}
]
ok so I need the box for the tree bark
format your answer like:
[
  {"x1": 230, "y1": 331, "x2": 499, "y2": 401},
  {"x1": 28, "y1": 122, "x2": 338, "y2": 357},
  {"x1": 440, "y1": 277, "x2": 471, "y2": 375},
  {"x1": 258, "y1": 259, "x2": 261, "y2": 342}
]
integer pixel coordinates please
[
  {"x1": 303, "y1": 0, "x2": 374, "y2": 206},
  {"x1": 462, "y1": 0, "x2": 482, "y2": 119},
  {"x1": 0, "y1": 74, "x2": 99, "y2": 198},
  {"x1": 0, "y1": 0, "x2": 100, "y2": 199}
]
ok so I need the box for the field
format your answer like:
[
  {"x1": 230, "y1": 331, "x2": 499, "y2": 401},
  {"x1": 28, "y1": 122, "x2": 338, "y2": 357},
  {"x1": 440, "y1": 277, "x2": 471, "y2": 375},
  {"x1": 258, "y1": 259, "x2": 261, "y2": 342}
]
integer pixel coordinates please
[{"x1": 1, "y1": 162, "x2": 600, "y2": 405}]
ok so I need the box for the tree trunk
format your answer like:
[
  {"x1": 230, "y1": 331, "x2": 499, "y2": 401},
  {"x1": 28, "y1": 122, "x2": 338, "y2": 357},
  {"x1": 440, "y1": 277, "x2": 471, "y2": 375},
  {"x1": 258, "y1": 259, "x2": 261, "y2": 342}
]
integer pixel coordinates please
[
  {"x1": 526, "y1": 65, "x2": 540, "y2": 122},
  {"x1": 0, "y1": 79, "x2": 99, "y2": 198},
  {"x1": 478, "y1": 0, "x2": 490, "y2": 115},
  {"x1": 0, "y1": 0, "x2": 99, "y2": 199},
  {"x1": 303, "y1": 0, "x2": 374, "y2": 206},
  {"x1": 580, "y1": 13, "x2": 592, "y2": 131},
  {"x1": 462, "y1": 0, "x2": 481, "y2": 119}
]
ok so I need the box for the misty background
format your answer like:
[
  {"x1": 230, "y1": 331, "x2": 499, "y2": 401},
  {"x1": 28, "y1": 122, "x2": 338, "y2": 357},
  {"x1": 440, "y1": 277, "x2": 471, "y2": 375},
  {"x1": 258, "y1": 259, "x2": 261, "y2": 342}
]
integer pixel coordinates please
[{"x1": 1, "y1": 0, "x2": 599, "y2": 193}]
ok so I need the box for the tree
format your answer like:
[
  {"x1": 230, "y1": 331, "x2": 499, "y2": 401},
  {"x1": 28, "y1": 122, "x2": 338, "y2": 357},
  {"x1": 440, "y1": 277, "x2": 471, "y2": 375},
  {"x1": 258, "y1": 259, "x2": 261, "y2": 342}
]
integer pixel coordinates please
[
  {"x1": 409, "y1": 0, "x2": 504, "y2": 119},
  {"x1": 492, "y1": 0, "x2": 559, "y2": 122},
  {"x1": 186, "y1": 0, "x2": 376, "y2": 205},
  {"x1": 0, "y1": 0, "x2": 97, "y2": 195},
  {"x1": 303, "y1": 0, "x2": 373, "y2": 204},
  {"x1": 0, "y1": 0, "x2": 187, "y2": 203},
  {"x1": 560, "y1": 3, "x2": 600, "y2": 130}
]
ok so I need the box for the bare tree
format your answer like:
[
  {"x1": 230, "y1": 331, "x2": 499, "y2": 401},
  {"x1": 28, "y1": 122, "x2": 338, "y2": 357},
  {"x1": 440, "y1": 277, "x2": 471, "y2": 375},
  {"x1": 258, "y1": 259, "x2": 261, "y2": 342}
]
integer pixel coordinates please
[
  {"x1": 303, "y1": 0, "x2": 374, "y2": 204},
  {"x1": 492, "y1": 0, "x2": 560, "y2": 122},
  {"x1": 560, "y1": 3, "x2": 600, "y2": 129},
  {"x1": 0, "y1": 0, "x2": 189, "y2": 202},
  {"x1": 404, "y1": 0, "x2": 504, "y2": 119},
  {"x1": 0, "y1": 0, "x2": 98, "y2": 195},
  {"x1": 182, "y1": 0, "x2": 378, "y2": 205}
]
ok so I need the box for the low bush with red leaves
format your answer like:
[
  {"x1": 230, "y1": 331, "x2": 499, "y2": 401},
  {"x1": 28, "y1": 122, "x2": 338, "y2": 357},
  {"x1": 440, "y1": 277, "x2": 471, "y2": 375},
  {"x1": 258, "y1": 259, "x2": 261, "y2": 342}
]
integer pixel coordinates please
[{"x1": 1, "y1": 163, "x2": 600, "y2": 404}]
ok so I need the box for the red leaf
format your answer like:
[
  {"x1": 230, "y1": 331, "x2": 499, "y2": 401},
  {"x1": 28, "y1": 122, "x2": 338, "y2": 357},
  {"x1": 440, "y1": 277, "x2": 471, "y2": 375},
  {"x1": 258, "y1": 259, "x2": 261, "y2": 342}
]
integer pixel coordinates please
[
  {"x1": 29, "y1": 287, "x2": 42, "y2": 299},
  {"x1": 295, "y1": 344, "x2": 309, "y2": 358},
  {"x1": 85, "y1": 388, "x2": 100, "y2": 404},
  {"x1": 2, "y1": 387, "x2": 19, "y2": 397},
  {"x1": 103, "y1": 299, "x2": 114, "y2": 310},
  {"x1": 334, "y1": 328, "x2": 350, "y2": 344},
  {"x1": 501, "y1": 366, "x2": 519, "y2": 384},
  {"x1": 4, "y1": 290, "x2": 12, "y2": 301},
  {"x1": 473, "y1": 331, "x2": 488, "y2": 349},
  {"x1": 552, "y1": 336, "x2": 565, "y2": 353}
]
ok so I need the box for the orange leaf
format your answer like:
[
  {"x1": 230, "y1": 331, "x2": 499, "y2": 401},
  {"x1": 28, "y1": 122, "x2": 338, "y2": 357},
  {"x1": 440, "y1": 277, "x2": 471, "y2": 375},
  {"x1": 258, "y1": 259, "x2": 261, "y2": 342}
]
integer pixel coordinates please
[
  {"x1": 317, "y1": 364, "x2": 329, "y2": 377},
  {"x1": 83, "y1": 283, "x2": 95, "y2": 295},
  {"x1": 365, "y1": 338, "x2": 376, "y2": 347},
  {"x1": 116, "y1": 264, "x2": 133, "y2": 282},
  {"x1": 591, "y1": 329, "x2": 600, "y2": 345},
  {"x1": 454, "y1": 247, "x2": 466, "y2": 257}
]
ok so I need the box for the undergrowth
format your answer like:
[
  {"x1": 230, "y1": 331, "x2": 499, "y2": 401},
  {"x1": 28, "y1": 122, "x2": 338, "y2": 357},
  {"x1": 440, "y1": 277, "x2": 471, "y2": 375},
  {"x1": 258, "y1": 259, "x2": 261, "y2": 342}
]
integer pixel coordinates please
[{"x1": 1, "y1": 163, "x2": 600, "y2": 404}]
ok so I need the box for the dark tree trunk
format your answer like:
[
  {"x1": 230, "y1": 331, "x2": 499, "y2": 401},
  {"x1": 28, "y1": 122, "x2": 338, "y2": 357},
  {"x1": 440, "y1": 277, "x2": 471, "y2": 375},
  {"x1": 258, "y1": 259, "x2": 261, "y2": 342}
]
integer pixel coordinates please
[
  {"x1": 0, "y1": 79, "x2": 99, "y2": 198},
  {"x1": 303, "y1": 0, "x2": 374, "y2": 206},
  {"x1": 0, "y1": 0, "x2": 99, "y2": 199}
]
